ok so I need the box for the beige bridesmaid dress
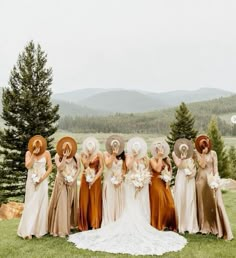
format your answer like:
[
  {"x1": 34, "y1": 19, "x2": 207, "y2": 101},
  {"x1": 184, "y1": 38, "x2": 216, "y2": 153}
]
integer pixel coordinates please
[
  {"x1": 173, "y1": 154, "x2": 199, "y2": 234},
  {"x1": 48, "y1": 154, "x2": 79, "y2": 237},
  {"x1": 102, "y1": 159, "x2": 125, "y2": 226}
]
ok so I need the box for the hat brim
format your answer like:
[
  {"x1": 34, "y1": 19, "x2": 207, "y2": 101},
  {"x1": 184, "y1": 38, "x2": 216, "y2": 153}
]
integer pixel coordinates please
[
  {"x1": 82, "y1": 137, "x2": 100, "y2": 155},
  {"x1": 127, "y1": 137, "x2": 147, "y2": 159},
  {"x1": 174, "y1": 138, "x2": 194, "y2": 159},
  {"x1": 195, "y1": 135, "x2": 212, "y2": 154},
  {"x1": 105, "y1": 135, "x2": 125, "y2": 156},
  {"x1": 28, "y1": 135, "x2": 47, "y2": 156},
  {"x1": 151, "y1": 140, "x2": 170, "y2": 159},
  {"x1": 56, "y1": 136, "x2": 78, "y2": 159}
]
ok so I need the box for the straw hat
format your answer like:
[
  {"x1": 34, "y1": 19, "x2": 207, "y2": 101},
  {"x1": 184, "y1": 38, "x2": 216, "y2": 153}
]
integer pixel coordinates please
[
  {"x1": 28, "y1": 135, "x2": 47, "y2": 156},
  {"x1": 151, "y1": 140, "x2": 170, "y2": 159},
  {"x1": 105, "y1": 135, "x2": 125, "y2": 156},
  {"x1": 174, "y1": 138, "x2": 194, "y2": 159},
  {"x1": 127, "y1": 137, "x2": 147, "y2": 159},
  {"x1": 195, "y1": 135, "x2": 212, "y2": 154},
  {"x1": 82, "y1": 137, "x2": 100, "y2": 155},
  {"x1": 56, "y1": 136, "x2": 77, "y2": 159}
]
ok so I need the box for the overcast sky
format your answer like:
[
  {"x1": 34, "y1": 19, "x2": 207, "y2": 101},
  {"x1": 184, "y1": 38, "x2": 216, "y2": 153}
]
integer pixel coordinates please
[{"x1": 0, "y1": 0, "x2": 236, "y2": 93}]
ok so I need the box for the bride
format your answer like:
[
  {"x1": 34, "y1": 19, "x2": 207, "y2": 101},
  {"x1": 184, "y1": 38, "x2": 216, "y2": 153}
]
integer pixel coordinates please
[{"x1": 68, "y1": 137, "x2": 187, "y2": 256}]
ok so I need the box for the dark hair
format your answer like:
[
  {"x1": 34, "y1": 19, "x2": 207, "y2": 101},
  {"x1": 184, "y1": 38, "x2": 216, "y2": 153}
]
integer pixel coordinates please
[{"x1": 116, "y1": 151, "x2": 126, "y2": 161}]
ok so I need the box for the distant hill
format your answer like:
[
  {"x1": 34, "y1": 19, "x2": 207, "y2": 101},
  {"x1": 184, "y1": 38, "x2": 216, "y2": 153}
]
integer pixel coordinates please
[
  {"x1": 59, "y1": 94, "x2": 236, "y2": 135},
  {"x1": 53, "y1": 87, "x2": 234, "y2": 114}
]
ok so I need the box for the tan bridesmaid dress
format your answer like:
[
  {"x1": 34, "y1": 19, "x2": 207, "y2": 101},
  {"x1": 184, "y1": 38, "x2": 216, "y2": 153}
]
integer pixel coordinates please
[
  {"x1": 196, "y1": 150, "x2": 233, "y2": 240},
  {"x1": 48, "y1": 154, "x2": 79, "y2": 237}
]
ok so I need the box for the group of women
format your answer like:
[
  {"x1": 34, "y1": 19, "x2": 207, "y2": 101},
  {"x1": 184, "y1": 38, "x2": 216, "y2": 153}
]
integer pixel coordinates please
[{"x1": 17, "y1": 134, "x2": 233, "y2": 256}]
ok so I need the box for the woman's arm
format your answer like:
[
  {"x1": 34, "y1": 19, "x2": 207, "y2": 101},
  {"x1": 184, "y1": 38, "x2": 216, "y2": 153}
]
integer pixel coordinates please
[
  {"x1": 38, "y1": 151, "x2": 52, "y2": 183},
  {"x1": 90, "y1": 152, "x2": 104, "y2": 187},
  {"x1": 55, "y1": 153, "x2": 66, "y2": 171},
  {"x1": 212, "y1": 151, "x2": 219, "y2": 176},
  {"x1": 25, "y1": 151, "x2": 35, "y2": 169},
  {"x1": 104, "y1": 151, "x2": 116, "y2": 169},
  {"x1": 126, "y1": 154, "x2": 135, "y2": 170},
  {"x1": 172, "y1": 151, "x2": 183, "y2": 168}
]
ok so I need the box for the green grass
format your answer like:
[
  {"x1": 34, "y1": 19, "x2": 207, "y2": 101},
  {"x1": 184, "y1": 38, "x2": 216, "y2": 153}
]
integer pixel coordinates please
[{"x1": 0, "y1": 191, "x2": 235, "y2": 258}]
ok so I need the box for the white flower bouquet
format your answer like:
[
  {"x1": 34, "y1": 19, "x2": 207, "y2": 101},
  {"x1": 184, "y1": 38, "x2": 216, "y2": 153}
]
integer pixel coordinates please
[
  {"x1": 126, "y1": 168, "x2": 151, "y2": 197},
  {"x1": 31, "y1": 173, "x2": 40, "y2": 184},
  {"x1": 110, "y1": 168, "x2": 123, "y2": 186},
  {"x1": 62, "y1": 166, "x2": 76, "y2": 184},
  {"x1": 64, "y1": 175, "x2": 73, "y2": 183},
  {"x1": 84, "y1": 167, "x2": 96, "y2": 183},
  {"x1": 159, "y1": 166, "x2": 172, "y2": 183},
  {"x1": 207, "y1": 173, "x2": 221, "y2": 198}
]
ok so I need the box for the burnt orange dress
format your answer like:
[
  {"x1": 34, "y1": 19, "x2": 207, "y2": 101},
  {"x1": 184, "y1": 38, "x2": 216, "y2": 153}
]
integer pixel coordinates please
[
  {"x1": 78, "y1": 156, "x2": 102, "y2": 231},
  {"x1": 149, "y1": 162, "x2": 177, "y2": 231}
]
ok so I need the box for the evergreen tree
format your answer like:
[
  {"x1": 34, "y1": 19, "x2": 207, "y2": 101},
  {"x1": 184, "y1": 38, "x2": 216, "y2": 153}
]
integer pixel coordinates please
[
  {"x1": 0, "y1": 41, "x2": 60, "y2": 203},
  {"x1": 167, "y1": 102, "x2": 198, "y2": 181},
  {"x1": 232, "y1": 124, "x2": 236, "y2": 136},
  {"x1": 207, "y1": 117, "x2": 230, "y2": 178},
  {"x1": 228, "y1": 146, "x2": 236, "y2": 180}
]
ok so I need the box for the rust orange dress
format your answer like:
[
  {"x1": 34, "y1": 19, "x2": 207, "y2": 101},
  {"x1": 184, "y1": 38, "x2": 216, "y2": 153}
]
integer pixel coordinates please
[
  {"x1": 78, "y1": 156, "x2": 102, "y2": 231},
  {"x1": 149, "y1": 161, "x2": 177, "y2": 231}
]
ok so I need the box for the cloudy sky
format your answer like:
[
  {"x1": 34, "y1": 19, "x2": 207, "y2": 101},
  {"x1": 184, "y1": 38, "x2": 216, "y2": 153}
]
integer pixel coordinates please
[{"x1": 0, "y1": 0, "x2": 235, "y2": 93}]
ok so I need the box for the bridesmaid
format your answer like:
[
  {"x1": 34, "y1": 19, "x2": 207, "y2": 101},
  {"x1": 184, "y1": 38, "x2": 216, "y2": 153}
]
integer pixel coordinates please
[
  {"x1": 172, "y1": 138, "x2": 199, "y2": 234},
  {"x1": 48, "y1": 137, "x2": 80, "y2": 237},
  {"x1": 102, "y1": 135, "x2": 126, "y2": 226},
  {"x1": 17, "y1": 135, "x2": 52, "y2": 239},
  {"x1": 126, "y1": 137, "x2": 150, "y2": 221},
  {"x1": 195, "y1": 135, "x2": 233, "y2": 240},
  {"x1": 78, "y1": 137, "x2": 104, "y2": 231},
  {"x1": 149, "y1": 140, "x2": 177, "y2": 231}
]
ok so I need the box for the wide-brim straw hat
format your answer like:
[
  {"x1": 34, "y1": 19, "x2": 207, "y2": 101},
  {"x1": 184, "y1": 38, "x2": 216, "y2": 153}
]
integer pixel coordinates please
[
  {"x1": 56, "y1": 136, "x2": 78, "y2": 159},
  {"x1": 151, "y1": 140, "x2": 170, "y2": 159},
  {"x1": 105, "y1": 135, "x2": 125, "y2": 156},
  {"x1": 174, "y1": 138, "x2": 194, "y2": 159},
  {"x1": 127, "y1": 137, "x2": 147, "y2": 159},
  {"x1": 82, "y1": 137, "x2": 100, "y2": 155},
  {"x1": 195, "y1": 135, "x2": 212, "y2": 154},
  {"x1": 28, "y1": 135, "x2": 47, "y2": 156}
]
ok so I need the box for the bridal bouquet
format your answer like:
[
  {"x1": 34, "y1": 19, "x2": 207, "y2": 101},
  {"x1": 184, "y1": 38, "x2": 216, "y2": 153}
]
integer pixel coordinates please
[
  {"x1": 126, "y1": 168, "x2": 151, "y2": 197},
  {"x1": 110, "y1": 169, "x2": 123, "y2": 186},
  {"x1": 63, "y1": 166, "x2": 76, "y2": 184},
  {"x1": 31, "y1": 168, "x2": 40, "y2": 185},
  {"x1": 64, "y1": 175, "x2": 73, "y2": 183},
  {"x1": 84, "y1": 167, "x2": 96, "y2": 183},
  {"x1": 183, "y1": 159, "x2": 195, "y2": 176}
]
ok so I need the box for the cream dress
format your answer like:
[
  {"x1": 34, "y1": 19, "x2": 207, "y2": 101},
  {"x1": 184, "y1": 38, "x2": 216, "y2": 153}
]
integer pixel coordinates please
[{"x1": 17, "y1": 157, "x2": 48, "y2": 238}]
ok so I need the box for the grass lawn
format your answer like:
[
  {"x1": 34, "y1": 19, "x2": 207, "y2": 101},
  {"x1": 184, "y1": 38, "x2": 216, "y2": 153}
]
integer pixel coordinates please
[{"x1": 0, "y1": 191, "x2": 235, "y2": 258}]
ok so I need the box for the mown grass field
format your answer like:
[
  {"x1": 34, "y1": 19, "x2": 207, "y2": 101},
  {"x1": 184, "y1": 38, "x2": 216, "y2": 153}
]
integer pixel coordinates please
[{"x1": 0, "y1": 190, "x2": 235, "y2": 258}]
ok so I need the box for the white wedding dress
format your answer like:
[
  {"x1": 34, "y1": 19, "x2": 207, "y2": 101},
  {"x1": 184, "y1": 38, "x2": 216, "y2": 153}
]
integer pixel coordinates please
[{"x1": 68, "y1": 169, "x2": 187, "y2": 256}]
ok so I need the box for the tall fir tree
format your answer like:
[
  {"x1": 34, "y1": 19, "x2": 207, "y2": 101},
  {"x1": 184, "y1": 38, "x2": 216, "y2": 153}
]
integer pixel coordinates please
[
  {"x1": 167, "y1": 102, "x2": 198, "y2": 180},
  {"x1": 207, "y1": 117, "x2": 230, "y2": 178},
  {"x1": 0, "y1": 41, "x2": 60, "y2": 203},
  {"x1": 228, "y1": 146, "x2": 236, "y2": 180}
]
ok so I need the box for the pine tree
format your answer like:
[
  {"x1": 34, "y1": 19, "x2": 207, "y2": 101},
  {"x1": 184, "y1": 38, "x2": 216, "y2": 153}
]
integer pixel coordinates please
[
  {"x1": 207, "y1": 117, "x2": 230, "y2": 178},
  {"x1": 167, "y1": 102, "x2": 198, "y2": 181},
  {"x1": 228, "y1": 146, "x2": 236, "y2": 180},
  {"x1": 0, "y1": 41, "x2": 60, "y2": 203}
]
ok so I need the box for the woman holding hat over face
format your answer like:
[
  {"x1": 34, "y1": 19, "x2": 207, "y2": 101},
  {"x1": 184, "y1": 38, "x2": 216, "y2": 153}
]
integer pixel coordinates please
[
  {"x1": 125, "y1": 137, "x2": 151, "y2": 220},
  {"x1": 102, "y1": 135, "x2": 126, "y2": 226},
  {"x1": 172, "y1": 138, "x2": 199, "y2": 234},
  {"x1": 48, "y1": 136, "x2": 80, "y2": 237},
  {"x1": 78, "y1": 137, "x2": 104, "y2": 231},
  {"x1": 17, "y1": 135, "x2": 52, "y2": 239},
  {"x1": 195, "y1": 135, "x2": 233, "y2": 240},
  {"x1": 149, "y1": 140, "x2": 177, "y2": 231}
]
